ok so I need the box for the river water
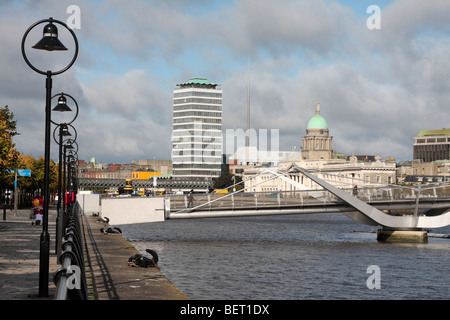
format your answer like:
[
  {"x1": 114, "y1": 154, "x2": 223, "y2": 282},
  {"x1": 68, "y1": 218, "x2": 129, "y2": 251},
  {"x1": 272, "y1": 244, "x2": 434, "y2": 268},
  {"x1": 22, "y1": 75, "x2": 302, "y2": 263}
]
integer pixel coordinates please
[{"x1": 118, "y1": 213, "x2": 449, "y2": 300}]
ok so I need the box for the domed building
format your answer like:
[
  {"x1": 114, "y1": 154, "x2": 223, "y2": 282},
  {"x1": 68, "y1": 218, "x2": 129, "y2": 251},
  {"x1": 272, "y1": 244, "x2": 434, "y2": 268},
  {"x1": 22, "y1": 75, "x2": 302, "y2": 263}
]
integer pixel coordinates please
[
  {"x1": 239, "y1": 100, "x2": 397, "y2": 193},
  {"x1": 302, "y1": 101, "x2": 333, "y2": 160}
]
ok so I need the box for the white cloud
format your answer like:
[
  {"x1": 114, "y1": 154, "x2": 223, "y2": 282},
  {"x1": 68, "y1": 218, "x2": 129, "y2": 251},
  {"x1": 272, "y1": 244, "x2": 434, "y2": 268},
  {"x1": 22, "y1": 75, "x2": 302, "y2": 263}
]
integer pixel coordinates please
[{"x1": 2, "y1": 0, "x2": 450, "y2": 164}]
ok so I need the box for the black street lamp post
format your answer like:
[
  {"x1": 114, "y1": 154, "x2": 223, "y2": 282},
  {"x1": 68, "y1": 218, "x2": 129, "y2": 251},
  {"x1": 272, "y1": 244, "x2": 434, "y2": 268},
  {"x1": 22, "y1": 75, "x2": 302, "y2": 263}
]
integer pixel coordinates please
[
  {"x1": 51, "y1": 94, "x2": 78, "y2": 260},
  {"x1": 54, "y1": 123, "x2": 70, "y2": 259},
  {"x1": 21, "y1": 17, "x2": 78, "y2": 297}
]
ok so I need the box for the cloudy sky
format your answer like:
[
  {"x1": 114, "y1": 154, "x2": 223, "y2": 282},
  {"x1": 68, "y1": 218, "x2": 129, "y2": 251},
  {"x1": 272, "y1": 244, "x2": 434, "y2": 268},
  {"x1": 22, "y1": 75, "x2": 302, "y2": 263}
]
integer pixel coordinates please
[{"x1": 1, "y1": 0, "x2": 449, "y2": 164}]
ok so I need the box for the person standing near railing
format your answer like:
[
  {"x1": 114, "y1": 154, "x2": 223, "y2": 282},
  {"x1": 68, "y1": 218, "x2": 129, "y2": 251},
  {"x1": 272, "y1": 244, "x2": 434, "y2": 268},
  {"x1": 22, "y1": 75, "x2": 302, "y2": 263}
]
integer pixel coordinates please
[
  {"x1": 188, "y1": 189, "x2": 194, "y2": 208},
  {"x1": 353, "y1": 184, "x2": 358, "y2": 198}
]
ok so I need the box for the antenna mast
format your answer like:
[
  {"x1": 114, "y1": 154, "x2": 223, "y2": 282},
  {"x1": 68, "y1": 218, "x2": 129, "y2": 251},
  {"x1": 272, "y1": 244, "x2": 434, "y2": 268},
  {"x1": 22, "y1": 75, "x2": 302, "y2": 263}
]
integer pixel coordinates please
[{"x1": 246, "y1": 47, "x2": 251, "y2": 148}]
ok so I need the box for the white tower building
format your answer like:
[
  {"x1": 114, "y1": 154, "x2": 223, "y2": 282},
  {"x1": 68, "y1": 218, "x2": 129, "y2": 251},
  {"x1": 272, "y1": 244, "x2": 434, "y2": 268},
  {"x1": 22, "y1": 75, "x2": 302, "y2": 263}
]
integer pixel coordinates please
[{"x1": 172, "y1": 78, "x2": 223, "y2": 180}]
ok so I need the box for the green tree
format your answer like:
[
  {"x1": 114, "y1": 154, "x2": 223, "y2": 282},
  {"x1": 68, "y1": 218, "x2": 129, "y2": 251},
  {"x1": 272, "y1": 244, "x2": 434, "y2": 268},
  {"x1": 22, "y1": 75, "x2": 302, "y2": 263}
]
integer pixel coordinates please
[
  {"x1": 0, "y1": 106, "x2": 20, "y2": 189},
  {"x1": 213, "y1": 172, "x2": 243, "y2": 191}
]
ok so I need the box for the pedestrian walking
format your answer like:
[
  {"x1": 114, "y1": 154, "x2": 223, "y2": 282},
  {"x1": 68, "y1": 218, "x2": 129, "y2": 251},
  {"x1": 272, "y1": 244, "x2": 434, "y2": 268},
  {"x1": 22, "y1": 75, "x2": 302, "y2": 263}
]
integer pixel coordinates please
[{"x1": 188, "y1": 189, "x2": 194, "y2": 208}]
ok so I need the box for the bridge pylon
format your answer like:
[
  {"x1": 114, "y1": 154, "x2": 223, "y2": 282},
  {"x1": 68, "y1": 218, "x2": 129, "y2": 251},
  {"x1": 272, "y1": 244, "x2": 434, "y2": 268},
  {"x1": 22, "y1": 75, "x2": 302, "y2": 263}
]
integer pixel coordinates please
[{"x1": 288, "y1": 165, "x2": 450, "y2": 242}]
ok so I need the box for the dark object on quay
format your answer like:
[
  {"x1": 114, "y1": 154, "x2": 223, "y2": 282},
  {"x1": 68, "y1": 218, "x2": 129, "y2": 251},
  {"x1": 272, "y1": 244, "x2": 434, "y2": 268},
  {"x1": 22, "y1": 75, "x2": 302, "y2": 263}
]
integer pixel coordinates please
[
  {"x1": 100, "y1": 227, "x2": 122, "y2": 235},
  {"x1": 128, "y1": 249, "x2": 159, "y2": 268}
]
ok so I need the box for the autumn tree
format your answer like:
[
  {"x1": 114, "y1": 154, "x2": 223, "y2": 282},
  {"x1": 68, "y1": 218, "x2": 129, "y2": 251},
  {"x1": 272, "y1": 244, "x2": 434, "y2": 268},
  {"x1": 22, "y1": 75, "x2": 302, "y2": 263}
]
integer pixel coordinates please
[
  {"x1": 31, "y1": 156, "x2": 58, "y2": 195},
  {"x1": 0, "y1": 106, "x2": 20, "y2": 189},
  {"x1": 1, "y1": 107, "x2": 59, "y2": 205}
]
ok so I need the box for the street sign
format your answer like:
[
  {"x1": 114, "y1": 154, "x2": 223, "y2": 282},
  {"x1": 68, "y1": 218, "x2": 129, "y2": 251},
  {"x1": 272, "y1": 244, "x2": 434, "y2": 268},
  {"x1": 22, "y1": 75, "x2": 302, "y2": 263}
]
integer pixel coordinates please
[{"x1": 18, "y1": 169, "x2": 31, "y2": 177}]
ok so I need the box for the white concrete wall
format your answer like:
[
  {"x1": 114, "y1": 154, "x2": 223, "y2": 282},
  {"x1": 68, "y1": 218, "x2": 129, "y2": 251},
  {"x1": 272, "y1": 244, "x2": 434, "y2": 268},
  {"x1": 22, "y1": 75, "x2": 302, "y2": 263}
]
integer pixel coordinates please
[
  {"x1": 100, "y1": 197, "x2": 166, "y2": 225},
  {"x1": 78, "y1": 194, "x2": 101, "y2": 214}
]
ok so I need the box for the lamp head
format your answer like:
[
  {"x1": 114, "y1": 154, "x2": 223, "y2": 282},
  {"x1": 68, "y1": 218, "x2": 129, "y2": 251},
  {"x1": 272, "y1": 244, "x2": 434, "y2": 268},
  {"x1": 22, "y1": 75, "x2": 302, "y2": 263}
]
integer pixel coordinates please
[
  {"x1": 65, "y1": 140, "x2": 74, "y2": 149},
  {"x1": 61, "y1": 124, "x2": 72, "y2": 137},
  {"x1": 53, "y1": 95, "x2": 72, "y2": 112},
  {"x1": 32, "y1": 18, "x2": 68, "y2": 51}
]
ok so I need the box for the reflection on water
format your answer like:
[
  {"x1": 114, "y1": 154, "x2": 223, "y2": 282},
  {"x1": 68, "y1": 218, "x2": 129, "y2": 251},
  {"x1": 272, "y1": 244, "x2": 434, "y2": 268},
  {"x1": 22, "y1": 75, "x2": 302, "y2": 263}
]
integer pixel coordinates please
[{"x1": 119, "y1": 213, "x2": 450, "y2": 300}]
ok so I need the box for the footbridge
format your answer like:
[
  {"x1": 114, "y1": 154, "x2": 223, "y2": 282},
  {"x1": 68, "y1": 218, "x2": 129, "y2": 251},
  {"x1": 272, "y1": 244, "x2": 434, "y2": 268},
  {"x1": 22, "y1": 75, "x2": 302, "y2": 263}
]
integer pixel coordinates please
[
  {"x1": 167, "y1": 165, "x2": 450, "y2": 234},
  {"x1": 89, "y1": 166, "x2": 450, "y2": 242}
]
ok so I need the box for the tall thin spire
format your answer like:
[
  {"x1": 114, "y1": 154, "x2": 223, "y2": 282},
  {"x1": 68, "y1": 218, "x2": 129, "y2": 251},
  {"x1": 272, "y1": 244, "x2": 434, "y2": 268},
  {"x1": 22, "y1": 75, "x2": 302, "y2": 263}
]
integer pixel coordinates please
[
  {"x1": 246, "y1": 47, "x2": 251, "y2": 148},
  {"x1": 316, "y1": 100, "x2": 320, "y2": 115}
]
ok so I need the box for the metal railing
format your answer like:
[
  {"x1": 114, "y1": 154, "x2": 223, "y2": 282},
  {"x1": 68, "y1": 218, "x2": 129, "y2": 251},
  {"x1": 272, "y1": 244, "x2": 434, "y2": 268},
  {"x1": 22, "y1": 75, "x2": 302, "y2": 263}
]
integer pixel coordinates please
[
  {"x1": 78, "y1": 177, "x2": 213, "y2": 189},
  {"x1": 53, "y1": 202, "x2": 88, "y2": 300}
]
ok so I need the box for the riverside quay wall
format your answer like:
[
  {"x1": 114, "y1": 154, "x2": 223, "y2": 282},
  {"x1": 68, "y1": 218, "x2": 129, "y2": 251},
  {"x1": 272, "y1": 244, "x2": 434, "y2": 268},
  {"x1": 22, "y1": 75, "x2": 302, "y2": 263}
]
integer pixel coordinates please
[
  {"x1": 79, "y1": 194, "x2": 165, "y2": 225},
  {"x1": 83, "y1": 214, "x2": 188, "y2": 300},
  {"x1": 78, "y1": 195, "x2": 187, "y2": 299}
]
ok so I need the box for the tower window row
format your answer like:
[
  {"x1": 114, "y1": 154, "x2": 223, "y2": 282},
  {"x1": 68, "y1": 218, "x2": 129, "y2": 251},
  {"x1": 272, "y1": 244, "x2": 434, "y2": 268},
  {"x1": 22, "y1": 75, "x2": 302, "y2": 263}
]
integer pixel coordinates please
[
  {"x1": 174, "y1": 91, "x2": 222, "y2": 98},
  {"x1": 174, "y1": 98, "x2": 222, "y2": 105}
]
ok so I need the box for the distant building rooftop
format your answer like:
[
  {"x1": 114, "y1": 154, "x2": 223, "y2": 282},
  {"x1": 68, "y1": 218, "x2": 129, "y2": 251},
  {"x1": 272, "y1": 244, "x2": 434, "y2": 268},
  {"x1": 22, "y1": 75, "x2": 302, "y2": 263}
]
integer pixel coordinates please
[
  {"x1": 176, "y1": 78, "x2": 219, "y2": 89},
  {"x1": 417, "y1": 129, "x2": 450, "y2": 137}
]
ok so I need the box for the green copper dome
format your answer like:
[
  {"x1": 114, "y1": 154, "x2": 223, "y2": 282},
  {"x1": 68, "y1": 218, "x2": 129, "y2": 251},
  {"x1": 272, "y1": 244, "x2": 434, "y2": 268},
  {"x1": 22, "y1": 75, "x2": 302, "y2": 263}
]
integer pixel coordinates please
[
  {"x1": 307, "y1": 101, "x2": 328, "y2": 129},
  {"x1": 307, "y1": 114, "x2": 328, "y2": 129}
]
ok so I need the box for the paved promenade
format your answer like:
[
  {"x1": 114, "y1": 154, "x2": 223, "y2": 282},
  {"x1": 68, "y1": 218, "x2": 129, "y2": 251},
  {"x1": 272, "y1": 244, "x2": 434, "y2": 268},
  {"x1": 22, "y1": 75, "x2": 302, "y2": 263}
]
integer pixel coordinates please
[
  {"x1": 0, "y1": 207, "x2": 58, "y2": 299},
  {"x1": 0, "y1": 206, "x2": 188, "y2": 300}
]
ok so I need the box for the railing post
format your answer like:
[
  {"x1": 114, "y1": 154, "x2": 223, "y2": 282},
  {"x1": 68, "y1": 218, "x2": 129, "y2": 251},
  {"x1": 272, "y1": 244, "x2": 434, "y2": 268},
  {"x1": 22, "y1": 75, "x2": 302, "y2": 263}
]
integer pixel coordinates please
[
  {"x1": 300, "y1": 191, "x2": 303, "y2": 206},
  {"x1": 164, "y1": 198, "x2": 170, "y2": 219},
  {"x1": 414, "y1": 186, "x2": 421, "y2": 222},
  {"x1": 231, "y1": 193, "x2": 234, "y2": 210}
]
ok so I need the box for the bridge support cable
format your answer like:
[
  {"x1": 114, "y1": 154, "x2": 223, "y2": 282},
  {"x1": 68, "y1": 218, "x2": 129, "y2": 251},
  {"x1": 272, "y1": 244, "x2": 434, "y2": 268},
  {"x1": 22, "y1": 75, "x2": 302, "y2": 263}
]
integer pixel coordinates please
[
  {"x1": 264, "y1": 168, "x2": 380, "y2": 226},
  {"x1": 170, "y1": 168, "x2": 347, "y2": 218},
  {"x1": 173, "y1": 169, "x2": 287, "y2": 214}
]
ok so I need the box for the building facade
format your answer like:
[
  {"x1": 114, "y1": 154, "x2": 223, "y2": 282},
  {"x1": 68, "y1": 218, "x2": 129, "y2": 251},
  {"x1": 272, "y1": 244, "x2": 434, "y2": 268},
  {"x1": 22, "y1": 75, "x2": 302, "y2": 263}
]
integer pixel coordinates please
[
  {"x1": 413, "y1": 129, "x2": 450, "y2": 162},
  {"x1": 244, "y1": 155, "x2": 397, "y2": 193},
  {"x1": 172, "y1": 78, "x2": 223, "y2": 180},
  {"x1": 77, "y1": 159, "x2": 173, "y2": 180}
]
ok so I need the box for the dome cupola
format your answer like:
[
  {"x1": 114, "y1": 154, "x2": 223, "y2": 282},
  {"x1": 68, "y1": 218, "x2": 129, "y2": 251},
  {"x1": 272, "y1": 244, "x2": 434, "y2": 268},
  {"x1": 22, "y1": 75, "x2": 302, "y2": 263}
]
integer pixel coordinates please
[{"x1": 307, "y1": 101, "x2": 328, "y2": 129}]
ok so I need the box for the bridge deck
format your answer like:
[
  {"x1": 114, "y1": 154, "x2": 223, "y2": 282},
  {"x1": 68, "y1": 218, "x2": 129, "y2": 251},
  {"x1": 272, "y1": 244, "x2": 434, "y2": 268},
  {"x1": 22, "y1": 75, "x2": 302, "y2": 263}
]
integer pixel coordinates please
[{"x1": 168, "y1": 194, "x2": 450, "y2": 212}]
